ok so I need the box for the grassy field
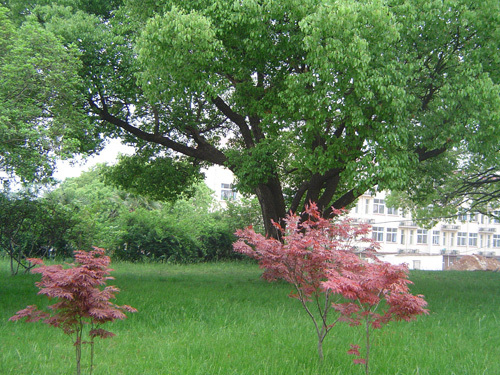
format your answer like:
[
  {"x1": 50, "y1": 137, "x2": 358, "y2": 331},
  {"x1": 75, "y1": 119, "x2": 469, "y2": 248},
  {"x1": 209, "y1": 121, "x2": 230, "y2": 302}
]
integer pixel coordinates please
[{"x1": 1, "y1": 260, "x2": 500, "y2": 374}]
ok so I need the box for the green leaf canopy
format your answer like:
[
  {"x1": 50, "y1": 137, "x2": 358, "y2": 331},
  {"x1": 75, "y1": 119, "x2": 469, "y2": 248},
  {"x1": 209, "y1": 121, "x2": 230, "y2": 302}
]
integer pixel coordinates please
[{"x1": 3, "y1": 0, "x2": 500, "y2": 234}]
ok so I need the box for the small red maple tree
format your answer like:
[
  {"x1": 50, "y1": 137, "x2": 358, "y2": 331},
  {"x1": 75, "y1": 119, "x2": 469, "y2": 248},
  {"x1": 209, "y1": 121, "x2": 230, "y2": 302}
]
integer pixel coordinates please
[
  {"x1": 234, "y1": 203, "x2": 428, "y2": 369},
  {"x1": 10, "y1": 247, "x2": 137, "y2": 375},
  {"x1": 234, "y1": 203, "x2": 378, "y2": 360}
]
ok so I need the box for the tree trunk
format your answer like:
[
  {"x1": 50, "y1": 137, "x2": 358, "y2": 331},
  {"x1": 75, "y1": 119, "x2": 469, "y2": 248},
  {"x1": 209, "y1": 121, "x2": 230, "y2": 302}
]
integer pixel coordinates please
[
  {"x1": 254, "y1": 178, "x2": 287, "y2": 238},
  {"x1": 318, "y1": 338, "x2": 324, "y2": 361}
]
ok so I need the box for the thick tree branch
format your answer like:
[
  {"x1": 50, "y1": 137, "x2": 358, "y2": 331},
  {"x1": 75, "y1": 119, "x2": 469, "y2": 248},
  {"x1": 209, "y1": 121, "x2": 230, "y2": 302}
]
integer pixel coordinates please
[
  {"x1": 317, "y1": 173, "x2": 342, "y2": 211},
  {"x1": 89, "y1": 99, "x2": 228, "y2": 166},
  {"x1": 327, "y1": 188, "x2": 359, "y2": 216},
  {"x1": 212, "y1": 96, "x2": 255, "y2": 148},
  {"x1": 416, "y1": 145, "x2": 447, "y2": 162},
  {"x1": 290, "y1": 181, "x2": 310, "y2": 214},
  {"x1": 249, "y1": 115, "x2": 265, "y2": 142}
]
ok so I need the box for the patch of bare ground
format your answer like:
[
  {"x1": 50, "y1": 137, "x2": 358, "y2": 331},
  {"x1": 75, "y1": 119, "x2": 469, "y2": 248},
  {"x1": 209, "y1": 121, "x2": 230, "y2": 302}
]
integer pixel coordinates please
[{"x1": 447, "y1": 254, "x2": 500, "y2": 271}]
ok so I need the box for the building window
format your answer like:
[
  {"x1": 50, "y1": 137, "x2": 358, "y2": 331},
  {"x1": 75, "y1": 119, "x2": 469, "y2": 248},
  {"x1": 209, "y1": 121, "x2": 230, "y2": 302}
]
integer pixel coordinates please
[
  {"x1": 413, "y1": 260, "x2": 421, "y2": 270},
  {"x1": 221, "y1": 183, "x2": 237, "y2": 200},
  {"x1": 409, "y1": 230, "x2": 414, "y2": 245},
  {"x1": 493, "y1": 235, "x2": 500, "y2": 248},
  {"x1": 432, "y1": 231, "x2": 440, "y2": 245},
  {"x1": 365, "y1": 199, "x2": 370, "y2": 214},
  {"x1": 468, "y1": 233, "x2": 478, "y2": 247},
  {"x1": 372, "y1": 227, "x2": 384, "y2": 242},
  {"x1": 450, "y1": 232, "x2": 455, "y2": 247},
  {"x1": 386, "y1": 228, "x2": 397, "y2": 243},
  {"x1": 458, "y1": 213, "x2": 468, "y2": 222},
  {"x1": 457, "y1": 232, "x2": 467, "y2": 246},
  {"x1": 493, "y1": 211, "x2": 500, "y2": 224},
  {"x1": 373, "y1": 199, "x2": 385, "y2": 214},
  {"x1": 387, "y1": 206, "x2": 398, "y2": 215},
  {"x1": 469, "y1": 213, "x2": 477, "y2": 222},
  {"x1": 442, "y1": 232, "x2": 447, "y2": 247},
  {"x1": 417, "y1": 229, "x2": 428, "y2": 244},
  {"x1": 400, "y1": 230, "x2": 405, "y2": 245},
  {"x1": 469, "y1": 233, "x2": 479, "y2": 247}
]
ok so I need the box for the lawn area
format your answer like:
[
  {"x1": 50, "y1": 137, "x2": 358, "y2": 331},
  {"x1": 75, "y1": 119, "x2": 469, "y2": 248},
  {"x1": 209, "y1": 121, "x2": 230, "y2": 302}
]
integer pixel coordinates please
[{"x1": 1, "y1": 260, "x2": 500, "y2": 374}]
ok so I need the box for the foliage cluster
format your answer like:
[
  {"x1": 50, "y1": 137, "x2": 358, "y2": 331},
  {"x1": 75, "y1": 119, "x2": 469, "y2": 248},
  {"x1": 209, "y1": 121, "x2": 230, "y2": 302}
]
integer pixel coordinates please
[
  {"x1": 50, "y1": 166, "x2": 255, "y2": 263},
  {"x1": 0, "y1": 4, "x2": 93, "y2": 183},
  {"x1": 235, "y1": 204, "x2": 428, "y2": 373},
  {"x1": 9, "y1": 247, "x2": 137, "y2": 375}
]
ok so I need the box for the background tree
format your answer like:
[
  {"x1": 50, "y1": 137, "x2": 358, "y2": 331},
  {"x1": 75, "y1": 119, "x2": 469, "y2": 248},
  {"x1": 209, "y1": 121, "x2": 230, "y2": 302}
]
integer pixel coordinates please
[
  {"x1": 0, "y1": 190, "x2": 75, "y2": 275},
  {"x1": 0, "y1": 5, "x2": 96, "y2": 183},
  {"x1": 3, "y1": 0, "x2": 500, "y2": 235},
  {"x1": 47, "y1": 166, "x2": 136, "y2": 250},
  {"x1": 387, "y1": 162, "x2": 500, "y2": 223},
  {"x1": 48, "y1": 166, "x2": 246, "y2": 262}
]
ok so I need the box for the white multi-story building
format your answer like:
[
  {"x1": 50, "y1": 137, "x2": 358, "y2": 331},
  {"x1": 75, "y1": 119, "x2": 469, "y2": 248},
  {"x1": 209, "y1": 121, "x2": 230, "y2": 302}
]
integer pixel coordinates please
[{"x1": 349, "y1": 191, "x2": 500, "y2": 270}]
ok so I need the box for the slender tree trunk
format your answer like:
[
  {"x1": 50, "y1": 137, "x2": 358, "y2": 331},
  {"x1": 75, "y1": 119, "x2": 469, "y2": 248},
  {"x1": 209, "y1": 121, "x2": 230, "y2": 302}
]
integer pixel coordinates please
[
  {"x1": 365, "y1": 316, "x2": 370, "y2": 375},
  {"x1": 75, "y1": 323, "x2": 83, "y2": 375},
  {"x1": 9, "y1": 250, "x2": 14, "y2": 276},
  {"x1": 9, "y1": 241, "x2": 20, "y2": 276},
  {"x1": 90, "y1": 339, "x2": 94, "y2": 375},
  {"x1": 317, "y1": 332, "x2": 327, "y2": 361}
]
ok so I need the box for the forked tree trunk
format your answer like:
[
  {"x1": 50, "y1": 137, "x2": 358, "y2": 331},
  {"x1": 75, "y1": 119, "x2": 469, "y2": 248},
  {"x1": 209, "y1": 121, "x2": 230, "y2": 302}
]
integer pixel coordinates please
[{"x1": 254, "y1": 175, "x2": 362, "y2": 239}]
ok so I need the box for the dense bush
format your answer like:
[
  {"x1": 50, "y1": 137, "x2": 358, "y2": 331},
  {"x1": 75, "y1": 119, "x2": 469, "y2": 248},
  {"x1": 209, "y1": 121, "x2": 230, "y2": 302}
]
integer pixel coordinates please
[
  {"x1": 112, "y1": 213, "x2": 204, "y2": 263},
  {"x1": 111, "y1": 209, "x2": 240, "y2": 263},
  {"x1": 2, "y1": 167, "x2": 261, "y2": 265}
]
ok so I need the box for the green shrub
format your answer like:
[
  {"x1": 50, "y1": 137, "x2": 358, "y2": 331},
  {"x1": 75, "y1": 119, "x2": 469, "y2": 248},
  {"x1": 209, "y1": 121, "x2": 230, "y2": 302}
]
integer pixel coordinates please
[
  {"x1": 113, "y1": 222, "x2": 204, "y2": 263},
  {"x1": 199, "y1": 229, "x2": 241, "y2": 261}
]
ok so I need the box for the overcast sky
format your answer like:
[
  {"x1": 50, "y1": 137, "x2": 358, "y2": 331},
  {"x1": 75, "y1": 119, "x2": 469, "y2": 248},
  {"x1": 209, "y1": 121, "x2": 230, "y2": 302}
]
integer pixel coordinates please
[{"x1": 53, "y1": 139, "x2": 135, "y2": 182}]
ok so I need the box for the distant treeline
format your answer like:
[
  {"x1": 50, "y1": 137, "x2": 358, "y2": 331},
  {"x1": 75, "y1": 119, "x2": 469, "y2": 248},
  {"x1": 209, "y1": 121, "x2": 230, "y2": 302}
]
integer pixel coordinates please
[{"x1": 1, "y1": 166, "x2": 263, "y2": 274}]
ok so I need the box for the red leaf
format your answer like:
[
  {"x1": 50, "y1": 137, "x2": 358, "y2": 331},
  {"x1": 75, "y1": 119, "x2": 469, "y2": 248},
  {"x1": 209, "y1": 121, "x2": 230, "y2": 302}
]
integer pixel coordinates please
[{"x1": 347, "y1": 344, "x2": 361, "y2": 356}]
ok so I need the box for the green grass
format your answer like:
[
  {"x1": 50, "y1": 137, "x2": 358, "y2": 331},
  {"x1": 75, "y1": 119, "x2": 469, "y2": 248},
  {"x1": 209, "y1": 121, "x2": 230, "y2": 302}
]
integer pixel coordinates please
[{"x1": 2, "y1": 261, "x2": 500, "y2": 374}]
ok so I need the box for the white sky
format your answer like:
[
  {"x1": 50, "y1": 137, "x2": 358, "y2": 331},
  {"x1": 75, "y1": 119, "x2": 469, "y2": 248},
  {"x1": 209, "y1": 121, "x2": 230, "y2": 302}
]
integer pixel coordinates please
[{"x1": 53, "y1": 139, "x2": 135, "y2": 182}]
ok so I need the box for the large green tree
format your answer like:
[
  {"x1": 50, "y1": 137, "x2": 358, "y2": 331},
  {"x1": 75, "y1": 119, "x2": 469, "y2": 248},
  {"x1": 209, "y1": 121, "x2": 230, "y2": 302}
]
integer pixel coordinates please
[{"x1": 4, "y1": 0, "x2": 500, "y2": 235}]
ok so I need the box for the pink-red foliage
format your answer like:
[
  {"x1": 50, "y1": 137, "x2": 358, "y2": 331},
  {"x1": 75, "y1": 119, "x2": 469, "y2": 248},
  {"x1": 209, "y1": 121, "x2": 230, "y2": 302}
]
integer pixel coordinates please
[
  {"x1": 234, "y1": 203, "x2": 428, "y2": 367},
  {"x1": 324, "y1": 260, "x2": 428, "y2": 328},
  {"x1": 234, "y1": 203, "x2": 377, "y2": 301},
  {"x1": 324, "y1": 258, "x2": 428, "y2": 371},
  {"x1": 10, "y1": 247, "x2": 137, "y2": 339}
]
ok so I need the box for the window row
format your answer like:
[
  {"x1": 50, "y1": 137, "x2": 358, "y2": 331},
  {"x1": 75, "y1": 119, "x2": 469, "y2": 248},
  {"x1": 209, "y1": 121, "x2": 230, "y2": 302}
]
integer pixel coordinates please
[
  {"x1": 356, "y1": 198, "x2": 500, "y2": 224},
  {"x1": 371, "y1": 228, "x2": 500, "y2": 248},
  {"x1": 354, "y1": 199, "x2": 399, "y2": 215}
]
